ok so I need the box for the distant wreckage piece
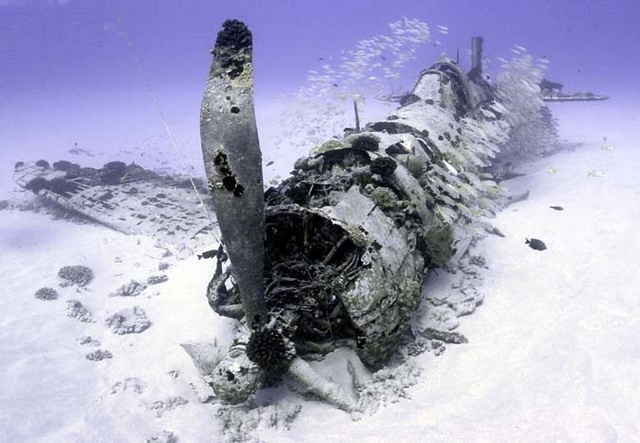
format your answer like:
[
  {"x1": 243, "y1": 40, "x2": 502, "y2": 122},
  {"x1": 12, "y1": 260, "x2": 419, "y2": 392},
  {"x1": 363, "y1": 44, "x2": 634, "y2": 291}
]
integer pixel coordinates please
[
  {"x1": 540, "y1": 78, "x2": 609, "y2": 102},
  {"x1": 13, "y1": 160, "x2": 217, "y2": 248}
]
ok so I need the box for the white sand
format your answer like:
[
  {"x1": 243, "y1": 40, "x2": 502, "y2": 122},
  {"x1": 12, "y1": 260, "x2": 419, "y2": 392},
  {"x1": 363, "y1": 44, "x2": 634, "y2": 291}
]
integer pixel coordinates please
[{"x1": 1, "y1": 97, "x2": 639, "y2": 442}]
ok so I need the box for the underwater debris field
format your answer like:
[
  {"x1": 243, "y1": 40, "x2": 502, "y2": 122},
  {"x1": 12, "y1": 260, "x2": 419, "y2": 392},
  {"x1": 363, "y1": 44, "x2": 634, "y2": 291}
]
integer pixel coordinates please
[
  {"x1": 1, "y1": 93, "x2": 639, "y2": 441},
  {"x1": 2, "y1": 1, "x2": 640, "y2": 439}
]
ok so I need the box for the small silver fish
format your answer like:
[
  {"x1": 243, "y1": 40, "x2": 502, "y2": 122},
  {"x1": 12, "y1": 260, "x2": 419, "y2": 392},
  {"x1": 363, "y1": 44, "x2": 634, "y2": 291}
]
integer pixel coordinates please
[
  {"x1": 526, "y1": 238, "x2": 547, "y2": 251},
  {"x1": 549, "y1": 206, "x2": 564, "y2": 211}
]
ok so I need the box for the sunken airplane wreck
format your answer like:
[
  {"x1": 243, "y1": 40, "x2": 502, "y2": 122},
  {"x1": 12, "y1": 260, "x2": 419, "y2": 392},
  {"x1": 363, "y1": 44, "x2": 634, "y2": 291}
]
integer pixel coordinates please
[
  {"x1": 197, "y1": 21, "x2": 551, "y2": 412},
  {"x1": 13, "y1": 20, "x2": 606, "y2": 412}
]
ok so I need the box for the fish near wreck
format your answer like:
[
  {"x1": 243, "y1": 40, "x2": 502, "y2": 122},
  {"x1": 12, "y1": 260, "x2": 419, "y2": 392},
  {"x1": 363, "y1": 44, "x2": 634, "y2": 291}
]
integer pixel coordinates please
[
  {"x1": 195, "y1": 22, "x2": 555, "y2": 412},
  {"x1": 526, "y1": 238, "x2": 547, "y2": 251}
]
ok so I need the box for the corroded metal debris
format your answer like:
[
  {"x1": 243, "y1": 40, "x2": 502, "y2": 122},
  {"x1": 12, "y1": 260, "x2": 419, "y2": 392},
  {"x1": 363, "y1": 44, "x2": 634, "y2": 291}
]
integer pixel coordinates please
[
  {"x1": 198, "y1": 21, "x2": 559, "y2": 412},
  {"x1": 200, "y1": 19, "x2": 268, "y2": 329}
]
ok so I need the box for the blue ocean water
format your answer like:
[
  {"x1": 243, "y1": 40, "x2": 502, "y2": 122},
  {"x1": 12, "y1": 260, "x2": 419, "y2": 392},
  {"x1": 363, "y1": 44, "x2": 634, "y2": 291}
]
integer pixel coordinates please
[
  {"x1": 1, "y1": 0, "x2": 636, "y2": 175},
  {"x1": 2, "y1": 0, "x2": 639, "y2": 101}
]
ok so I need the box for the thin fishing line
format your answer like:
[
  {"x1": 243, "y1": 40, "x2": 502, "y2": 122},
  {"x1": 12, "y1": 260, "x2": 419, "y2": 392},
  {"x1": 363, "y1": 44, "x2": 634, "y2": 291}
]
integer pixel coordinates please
[{"x1": 105, "y1": 0, "x2": 220, "y2": 244}]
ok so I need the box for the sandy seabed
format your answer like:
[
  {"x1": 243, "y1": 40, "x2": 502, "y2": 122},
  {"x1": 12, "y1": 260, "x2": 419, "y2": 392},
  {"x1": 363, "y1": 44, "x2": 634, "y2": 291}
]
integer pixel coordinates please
[{"x1": 1, "y1": 97, "x2": 639, "y2": 442}]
